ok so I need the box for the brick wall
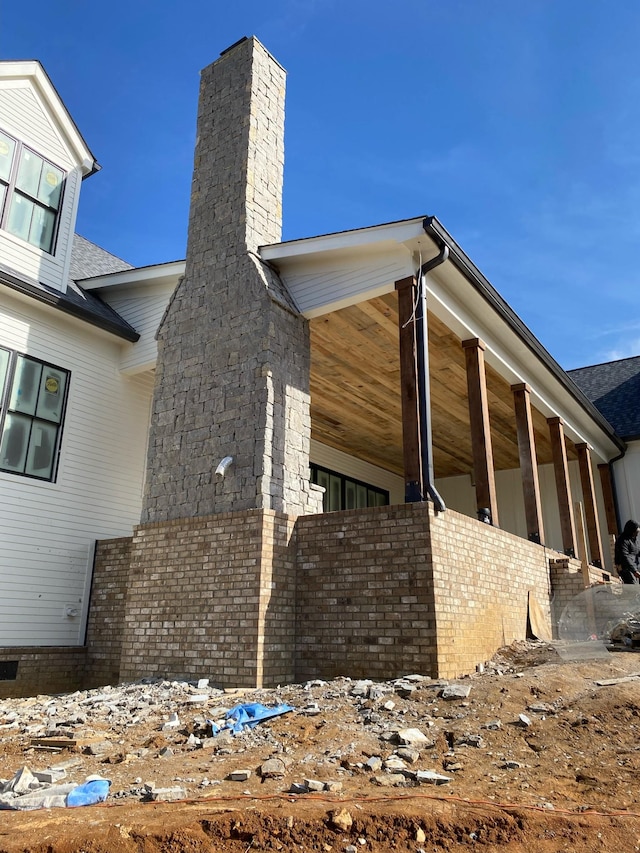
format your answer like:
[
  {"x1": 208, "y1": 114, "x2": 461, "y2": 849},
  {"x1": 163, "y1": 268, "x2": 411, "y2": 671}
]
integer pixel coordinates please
[
  {"x1": 295, "y1": 503, "x2": 438, "y2": 682},
  {"x1": 0, "y1": 647, "x2": 86, "y2": 699},
  {"x1": 118, "y1": 509, "x2": 297, "y2": 687},
  {"x1": 84, "y1": 536, "x2": 132, "y2": 689},
  {"x1": 429, "y1": 508, "x2": 555, "y2": 677}
]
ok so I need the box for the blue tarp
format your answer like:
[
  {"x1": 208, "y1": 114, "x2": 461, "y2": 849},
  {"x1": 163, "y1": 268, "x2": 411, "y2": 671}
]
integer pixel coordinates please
[{"x1": 209, "y1": 702, "x2": 294, "y2": 735}]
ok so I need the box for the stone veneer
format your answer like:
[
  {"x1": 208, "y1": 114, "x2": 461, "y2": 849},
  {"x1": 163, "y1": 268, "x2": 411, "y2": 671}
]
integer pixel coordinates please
[{"x1": 142, "y1": 36, "x2": 313, "y2": 523}]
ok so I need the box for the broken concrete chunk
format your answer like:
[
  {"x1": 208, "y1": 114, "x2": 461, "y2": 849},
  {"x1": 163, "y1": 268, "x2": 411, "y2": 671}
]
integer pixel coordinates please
[
  {"x1": 442, "y1": 684, "x2": 472, "y2": 700},
  {"x1": 303, "y1": 778, "x2": 325, "y2": 792},
  {"x1": 227, "y1": 769, "x2": 251, "y2": 782},
  {"x1": 351, "y1": 680, "x2": 373, "y2": 697},
  {"x1": 373, "y1": 773, "x2": 406, "y2": 787},
  {"x1": 260, "y1": 758, "x2": 286, "y2": 778},
  {"x1": 395, "y1": 747, "x2": 420, "y2": 764},
  {"x1": 365, "y1": 756, "x2": 382, "y2": 772},
  {"x1": 415, "y1": 770, "x2": 452, "y2": 785},
  {"x1": 382, "y1": 700, "x2": 396, "y2": 711},
  {"x1": 396, "y1": 728, "x2": 431, "y2": 746},
  {"x1": 148, "y1": 786, "x2": 187, "y2": 802},
  {"x1": 518, "y1": 714, "x2": 532, "y2": 727},
  {"x1": 161, "y1": 713, "x2": 180, "y2": 731},
  {"x1": 383, "y1": 757, "x2": 407, "y2": 772}
]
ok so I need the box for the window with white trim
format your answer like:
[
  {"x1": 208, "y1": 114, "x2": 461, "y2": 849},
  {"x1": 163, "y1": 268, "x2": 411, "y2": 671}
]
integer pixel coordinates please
[
  {"x1": 0, "y1": 128, "x2": 65, "y2": 254},
  {"x1": 0, "y1": 348, "x2": 69, "y2": 481}
]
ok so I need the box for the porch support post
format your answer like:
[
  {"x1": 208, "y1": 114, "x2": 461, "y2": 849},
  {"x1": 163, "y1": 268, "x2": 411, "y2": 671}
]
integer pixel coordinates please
[
  {"x1": 462, "y1": 338, "x2": 499, "y2": 526},
  {"x1": 511, "y1": 382, "x2": 544, "y2": 544},
  {"x1": 395, "y1": 276, "x2": 422, "y2": 502},
  {"x1": 575, "y1": 443, "x2": 604, "y2": 567},
  {"x1": 597, "y1": 463, "x2": 619, "y2": 537},
  {"x1": 547, "y1": 416, "x2": 577, "y2": 557}
]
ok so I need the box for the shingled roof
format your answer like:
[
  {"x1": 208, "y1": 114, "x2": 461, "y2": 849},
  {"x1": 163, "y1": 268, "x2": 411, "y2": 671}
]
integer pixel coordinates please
[{"x1": 568, "y1": 356, "x2": 640, "y2": 441}]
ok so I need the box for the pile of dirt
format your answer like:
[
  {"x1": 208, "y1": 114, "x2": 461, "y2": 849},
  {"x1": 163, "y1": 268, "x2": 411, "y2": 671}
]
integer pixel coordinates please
[{"x1": 1, "y1": 640, "x2": 640, "y2": 852}]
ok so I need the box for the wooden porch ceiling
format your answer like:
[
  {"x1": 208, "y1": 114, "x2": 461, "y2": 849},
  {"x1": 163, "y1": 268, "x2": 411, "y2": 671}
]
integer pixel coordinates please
[{"x1": 309, "y1": 292, "x2": 574, "y2": 479}]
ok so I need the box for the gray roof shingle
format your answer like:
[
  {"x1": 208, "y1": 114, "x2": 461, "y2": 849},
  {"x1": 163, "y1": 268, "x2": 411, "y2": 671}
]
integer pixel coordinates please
[{"x1": 568, "y1": 356, "x2": 640, "y2": 440}]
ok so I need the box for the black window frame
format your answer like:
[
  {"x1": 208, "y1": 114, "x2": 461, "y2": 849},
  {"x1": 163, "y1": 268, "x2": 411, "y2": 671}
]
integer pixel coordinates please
[
  {"x1": 0, "y1": 346, "x2": 70, "y2": 483},
  {"x1": 0, "y1": 127, "x2": 65, "y2": 256},
  {"x1": 310, "y1": 463, "x2": 389, "y2": 513}
]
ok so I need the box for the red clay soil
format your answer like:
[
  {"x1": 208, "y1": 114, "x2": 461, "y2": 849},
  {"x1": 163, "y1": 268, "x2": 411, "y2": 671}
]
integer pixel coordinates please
[{"x1": 2, "y1": 641, "x2": 640, "y2": 852}]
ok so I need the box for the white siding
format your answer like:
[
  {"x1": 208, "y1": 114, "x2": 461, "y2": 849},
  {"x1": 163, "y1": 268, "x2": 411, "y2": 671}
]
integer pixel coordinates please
[
  {"x1": 100, "y1": 281, "x2": 176, "y2": 374},
  {"x1": 281, "y1": 248, "x2": 412, "y2": 317},
  {"x1": 613, "y1": 442, "x2": 640, "y2": 528},
  {"x1": 310, "y1": 440, "x2": 404, "y2": 505},
  {"x1": 0, "y1": 83, "x2": 80, "y2": 293},
  {"x1": 0, "y1": 294, "x2": 153, "y2": 646}
]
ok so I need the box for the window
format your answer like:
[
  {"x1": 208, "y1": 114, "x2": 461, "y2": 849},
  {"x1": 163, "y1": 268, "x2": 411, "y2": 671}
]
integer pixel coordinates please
[
  {"x1": 0, "y1": 128, "x2": 64, "y2": 254},
  {"x1": 0, "y1": 348, "x2": 69, "y2": 481},
  {"x1": 310, "y1": 463, "x2": 389, "y2": 513}
]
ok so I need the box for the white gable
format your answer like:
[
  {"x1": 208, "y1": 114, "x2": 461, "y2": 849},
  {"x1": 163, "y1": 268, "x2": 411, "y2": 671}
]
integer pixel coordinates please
[{"x1": 0, "y1": 62, "x2": 98, "y2": 294}]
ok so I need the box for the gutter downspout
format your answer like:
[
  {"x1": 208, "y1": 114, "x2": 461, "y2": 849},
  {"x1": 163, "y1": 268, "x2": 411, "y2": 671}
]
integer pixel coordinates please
[{"x1": 416, "y1": 230, "x2": 449, "y2": 512}]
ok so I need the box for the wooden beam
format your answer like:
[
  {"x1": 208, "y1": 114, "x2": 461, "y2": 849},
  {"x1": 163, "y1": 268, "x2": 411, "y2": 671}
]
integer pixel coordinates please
[
  {"x1": 395, "y1": 276, "x2": 422, "y2": 501},
  {"x1": 511, "y1": 383, "x2": 545, "y2": 544},
  {"x1": 547, "y1": 417, "x2": 577, "y2": 557},
  {"x1": 575, "y1": 443, "x2": 604, "y2": 568},
  {"x1": 597, "y1": 463, "x2": 619, "y2": 537},
  {"x1": 462, "y1": 338, "x2": 499, "y2": 526}
]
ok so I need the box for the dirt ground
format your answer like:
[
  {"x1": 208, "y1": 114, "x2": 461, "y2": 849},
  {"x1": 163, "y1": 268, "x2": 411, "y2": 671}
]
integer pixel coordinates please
[{"x1": 2, "y1": 641, "x2": 640, "y2": 852}]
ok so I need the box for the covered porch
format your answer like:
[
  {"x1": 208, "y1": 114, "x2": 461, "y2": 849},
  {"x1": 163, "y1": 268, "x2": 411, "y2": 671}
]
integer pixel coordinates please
[{"x1": 263, "y1": 216, "x2": 624, "y2": 571}]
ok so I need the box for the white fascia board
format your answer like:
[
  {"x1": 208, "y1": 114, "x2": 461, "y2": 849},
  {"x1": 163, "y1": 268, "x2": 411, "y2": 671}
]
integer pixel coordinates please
[
  {"x1": 79, "y1": 261, "x2": 185, "y2": 291},
  {"x1": 426, "y1": 263, "x2": 620, "y2": 461},
  {"x1": 261, "y1": 216, "x2": 427, "y2": 261},
  {"x1": 0, "y1": 61, "x2": 98, "y2": 175}
]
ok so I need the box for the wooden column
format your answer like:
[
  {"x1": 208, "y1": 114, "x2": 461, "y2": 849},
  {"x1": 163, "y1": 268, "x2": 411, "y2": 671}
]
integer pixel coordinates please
[
  {"x1": 575, "y1": 443, "x2": 604, "y2": 567},
  {"x1": 597, "y1": 463, "x2": 619, "y2": 537},
  {"x1": 395, "y1": 276, "x2": 422, "y2": 502},
  {"x1": 547, "y1": 417, "x2": 577, "y2": 557},
  {"x1": 511, "y1": 383, "x2": 544, "y2": 544},
  {"x1": 462, "y1": 338, "x2": 499, "y2": 526}
]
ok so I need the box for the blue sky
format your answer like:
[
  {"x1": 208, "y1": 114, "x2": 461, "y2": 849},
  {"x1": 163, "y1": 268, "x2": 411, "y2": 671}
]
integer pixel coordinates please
[{"x1": 3, "y1": 1, "x2": 640, "y2": 369}]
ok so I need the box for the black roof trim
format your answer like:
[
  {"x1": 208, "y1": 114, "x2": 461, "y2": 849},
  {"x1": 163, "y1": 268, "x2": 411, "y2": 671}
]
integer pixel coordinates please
[
  {"x1": 422, "y1": 216, "x2": 626, "y2": 454},
  {"x1": 0, "y1": 268, "x2": 140, "y2": 342}
]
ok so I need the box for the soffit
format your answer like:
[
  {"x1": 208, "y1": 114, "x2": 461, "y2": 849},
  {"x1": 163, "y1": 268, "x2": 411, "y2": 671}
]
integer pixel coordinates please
[{"x1": 310, "y1": 292, "x2": 570, "y2": 479}]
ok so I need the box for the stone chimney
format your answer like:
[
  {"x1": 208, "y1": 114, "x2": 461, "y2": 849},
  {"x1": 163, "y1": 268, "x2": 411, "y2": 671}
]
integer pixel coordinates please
[{"x1": 142, "y1": 36, "x2": 312, "y2": 523}]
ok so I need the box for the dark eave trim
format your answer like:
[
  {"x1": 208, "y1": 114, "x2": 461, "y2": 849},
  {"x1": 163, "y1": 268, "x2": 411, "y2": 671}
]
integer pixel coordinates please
[
  {"x1": 423, "y1": 216, "x2": 626, "y2": 455},
  {"x1": 0, "y1": 270, "x2": 140, "y2": 343}
]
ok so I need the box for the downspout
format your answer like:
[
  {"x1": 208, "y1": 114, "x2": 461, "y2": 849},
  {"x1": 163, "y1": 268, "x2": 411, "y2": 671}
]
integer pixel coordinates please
[
  {"x1": 607, "y1": 446, "x2": 626, "y2": 535},
  {"x1": 416, "y1": 231, "x2": 449, "y2": 512}
]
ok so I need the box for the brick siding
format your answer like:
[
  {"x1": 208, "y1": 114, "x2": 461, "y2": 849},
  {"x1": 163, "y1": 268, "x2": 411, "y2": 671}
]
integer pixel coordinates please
[{"x1": 0, "y1": 647, "x2": 86, "y2": 699}]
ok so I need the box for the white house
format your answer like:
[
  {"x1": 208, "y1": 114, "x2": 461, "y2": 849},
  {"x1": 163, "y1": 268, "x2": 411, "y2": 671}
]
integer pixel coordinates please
[{"x1": 0, "y1": 42, "x2": 637, "y2": 693}]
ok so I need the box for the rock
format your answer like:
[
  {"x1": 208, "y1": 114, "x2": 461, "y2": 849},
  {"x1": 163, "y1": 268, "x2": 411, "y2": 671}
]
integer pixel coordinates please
[
  {"x1": 503, "y1": 761, "x2": 523, "y2": 769},
  {"x1": 158, "y1": 746, "x2": 173, "y2": 757},
  {"x1": 227, "y1": 769, "x2": 251, "y2": 782},
  {"x1": 395, "y1": 747, "x2": 420, "y2": 763},
  {"x1": 483, "y1": 719, "x2": 502, "y2": 730},
  {"x1": 373, "y1": 773, "x2": 406, "y2": 787},
  {"x1": 527, "y1": 702, "x2": 553, "y2": 714},
  {"x1": 454, "y1": 734, "x2": 485, "y2": 748},
  {"x1": 301, "y1": 703, "x2": 321, "y2": 715},
  {"x1": 289, "y1": 782, "x2": 308, "y2": 794},
  {"x1": 185, "y1": 695, "x2": 209, "y2": 704},
  {"x1": 365, "y1": 756, "x2": 382, "y2": 771},
  {"x1": 416, "y1": 827, "x2": 427, "y2": 843},
  {"x1": 330, "y1": 808, "x2": 353, "y2": 831},
  {"x1": 383, "y1": 757, "x2": 407, "y2": 772},
  {"x1": 196, "y1": 679, "x2": 209, "y2": 689},
  {"x1": 351, "y1": 681, "x2": 373, "y2": 697},
  {"x1": 261, "y1": 758, "x2": 286, "y2": 778},
  {"x1": 518, "y1": 714, "x2": 532, "y2": 727},
  {"x1": 304, "y1": 778, "x2": 325, "y2": 792},
  {"x1": 382, "y1": 700, "x2": 396, "y2": 711},
  {"x1": 443, "y1": 761, "x2": 464, "y2": 771},
  {"x1": 394, "y1": 683, "x2": 416, "y2": 698},
  {"x1": 325, "y1": 780, "x2": 343, "y2": 792},
  {"x1": 441, "y1": 684, "x2": 471, "y2": 700},
  {"x1": 396, "y1": 728, "x2": 430, "y2": 746},
  {"x1": 415, "y1": 770, "x2": 452, "y2": 785}
]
